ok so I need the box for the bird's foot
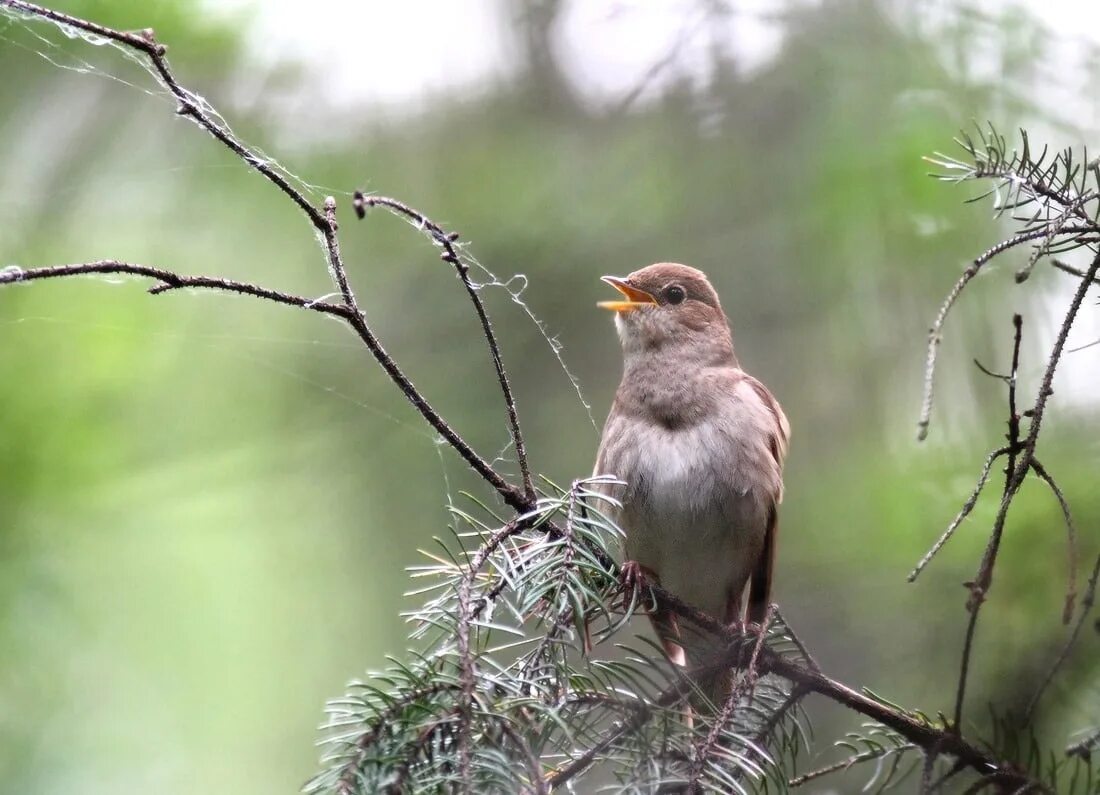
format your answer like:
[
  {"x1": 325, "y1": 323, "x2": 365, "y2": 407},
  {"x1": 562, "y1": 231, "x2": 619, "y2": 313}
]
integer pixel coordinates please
[
  {"x1": 617, "y1": 560, "x2": 656, "y2": 610},
  {"x1": 619, "y1": 559, "x2": 647, "y2": 590}
]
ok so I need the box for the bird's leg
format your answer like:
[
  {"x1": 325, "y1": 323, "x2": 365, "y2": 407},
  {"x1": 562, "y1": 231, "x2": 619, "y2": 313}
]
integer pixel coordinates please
[
  {"x1": 618, "y1": 559, "x2": 650, "y2": 594},
  {"x1": 651, "y1": 606, "x2": 686, "y2": 668},
  {"x1": 723, "y1": 589, "x2": 744, "y2": 634},
  {"x1": 618, "y1": 561, "x2": 686, "y2": 666},
  {"x1": 617, "y1": 559, "x2": 657, "y2": 613},
  {"x1": 739, "y1": 605, "x2": 776, "y2": 705}
]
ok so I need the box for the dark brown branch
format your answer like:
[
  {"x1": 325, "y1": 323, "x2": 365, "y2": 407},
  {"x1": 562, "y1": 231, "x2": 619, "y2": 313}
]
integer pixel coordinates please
[
  {"x1": 954, "y1": 253, "x2": 1100, "y2": 731},
  {"x1": 688, "y1": 608, "x2": 774, "y2": 792},
  {"x1": 3, "y1": 257, "x2": 529, "y2": 514},
  {"x1": 0, "y1": 0, "x2": 533, "y2": 518},
  {"x1": 0, "y1": 0, "x2": 326, "y2": 230},
  {"x1": 953, "y1": 313, "x2": 1023, "y2": 732},
  {"x1": 0, "y1": 260, "x2": 349, "y2": 315},
  {"x1": 618, "y1": 582, "x2": 1047, "y2": 791},
  {"x1": 354, "y1": 193, "x2": 534, "y2": 504}
]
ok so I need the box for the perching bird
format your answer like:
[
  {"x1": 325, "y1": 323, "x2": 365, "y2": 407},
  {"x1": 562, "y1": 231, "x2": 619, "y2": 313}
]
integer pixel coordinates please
[{"x1": 594, "y1": 263, "x2": 789, "y2": 710}]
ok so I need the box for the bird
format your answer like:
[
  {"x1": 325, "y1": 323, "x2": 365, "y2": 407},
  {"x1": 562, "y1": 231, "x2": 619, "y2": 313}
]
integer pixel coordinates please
[{"x1": 594, "y1": 262, "x2": 789, "y2": 711}]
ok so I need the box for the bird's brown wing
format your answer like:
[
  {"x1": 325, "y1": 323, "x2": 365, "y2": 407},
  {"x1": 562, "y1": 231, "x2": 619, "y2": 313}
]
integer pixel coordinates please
[
  {"x1": 748, "y1": 506, "x2": 779, "y2": 624},
  {"x1": 742, "y1": 375, "x2": 790, "y2": 625}
]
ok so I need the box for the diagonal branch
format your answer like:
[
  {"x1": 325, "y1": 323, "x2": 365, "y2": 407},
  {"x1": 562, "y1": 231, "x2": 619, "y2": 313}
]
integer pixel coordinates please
[
  {"x1": 0, "y1": 0, "x2": 326, "y2": 230},
  {"x1": 953, "y1": 253, "x2": 1100, "y2": 732},
  {"x1": 908, "y1": 445, "x2": 1012, "y2": 583},
  {"x1": 0, "y1": 0, "x2": 535, "y2": 516},
  {"x1": 1028, "y1": 457, "x2": 1080, "y2": 625},
  {"x1": 1025, "y1": 552, "x2": 1100, "y2": 722},
  {"x1": 354, "y1": 193, "x2": 534, "y2": 504},
  {"x1": 917, "y1": 228, "x2": 1092, "y2": 440},
  {"x1": 547, "y1": 582, "x2": 1048, "y2": 792}
]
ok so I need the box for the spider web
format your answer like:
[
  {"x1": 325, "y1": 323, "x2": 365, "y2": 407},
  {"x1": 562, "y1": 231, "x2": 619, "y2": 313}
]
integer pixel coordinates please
[{"x1": 0, "y1": 4, "x2": 599, "y2": 496}]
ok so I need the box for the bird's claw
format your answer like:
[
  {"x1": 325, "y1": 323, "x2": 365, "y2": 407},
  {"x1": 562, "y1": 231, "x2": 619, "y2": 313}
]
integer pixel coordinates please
[
  {"x1": 619, "y1": 560, "x2": 648, "y2": 591},
  {"x1": 617, "y1": 560, "x2": 655, "y2": 611}
]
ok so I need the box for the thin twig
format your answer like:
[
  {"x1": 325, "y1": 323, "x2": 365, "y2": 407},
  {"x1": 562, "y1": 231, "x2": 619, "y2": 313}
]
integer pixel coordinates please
[
  {"x1": 4, "y1": 258, "x2": 529, "y2": 514},
  {"x1": 917, "y1": 229, "x2": 1085, "y2": 440},
  {"x1": 0, "y1": 0, "x2": 533, "y2": 517},
  {"x1": 1015, "y1": 192, "x2": 1096, "y2": 283},
  {"x1": 0, "y1": 260, "x2": 349, "y2": 314},
  {"x1": 1051, "y1": 257, "x2": 1100, "y2": 285},
  {"x1": 788, "y1": 750, "x2": 883, "y2": 787},
  {"x1": 1025, "y1": 552, "x2": 1100, "y2": 722},
  {"x1": 953, "y1": 313, "x2": 1024, "y2": 732},
  {"x1": 496, "y1": 718, "x2": 548, "y2": 795},
  {"x1": 955, "y1": 254, "x2": 1100, "y2": 729},
  {"x1": 354, "y1": 193, "x2": 534, "y2": 504},
  {"x1": 0, "y1": 0, "x2": 326, "y2": 229},
  {"x1": 1029, "y1": 458, "x2": 1079, "y2": 625},
  {"x1": 773, "y1": 607, "x2": 822, "y2": 674},
  {"x1": 908, "y1": 445, "x2": 1011, "y2": 582},
  {"x1": 687, "y1": 608, "x2": 775, "y2": 791}
]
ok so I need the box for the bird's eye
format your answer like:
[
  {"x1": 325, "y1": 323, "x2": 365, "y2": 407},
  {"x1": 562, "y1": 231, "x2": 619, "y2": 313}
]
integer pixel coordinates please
[{"x1": 665, "y1": 284, "x2": 686, "y2": 305}]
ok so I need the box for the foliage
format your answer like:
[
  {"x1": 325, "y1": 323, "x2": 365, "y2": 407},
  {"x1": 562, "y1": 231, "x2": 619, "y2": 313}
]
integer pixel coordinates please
[
  {"x1": 2, "y1": 2, "x2": 1099, "y2": 794},
  {"x1": 306, "y1": 479, "x2": 809, "y2": 793}
]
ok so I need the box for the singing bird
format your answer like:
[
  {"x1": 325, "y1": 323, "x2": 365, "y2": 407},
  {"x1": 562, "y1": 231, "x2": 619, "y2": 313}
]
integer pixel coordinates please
[{"x1": 595, "y1": 263, "x2": 789, "y2": 709}]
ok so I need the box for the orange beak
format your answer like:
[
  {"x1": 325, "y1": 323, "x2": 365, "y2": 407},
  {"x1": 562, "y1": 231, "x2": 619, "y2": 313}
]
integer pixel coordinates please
[{"x1": 597, "y1": 276, "x2": 658, "y2": 312}]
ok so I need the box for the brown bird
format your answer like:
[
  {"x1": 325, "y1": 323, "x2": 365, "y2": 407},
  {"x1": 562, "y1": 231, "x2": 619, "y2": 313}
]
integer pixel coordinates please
[{"x1": 594, "y1": 263, "x2": 789, "y2": 709}]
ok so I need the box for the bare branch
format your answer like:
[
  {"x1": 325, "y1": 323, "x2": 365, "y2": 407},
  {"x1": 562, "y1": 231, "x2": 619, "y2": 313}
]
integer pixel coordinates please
[
  {"x1": 354, "y1": 193, "x2": 534, "y2": 504},
  {"x1": 0, "y1": 260, "x2": 349, "y2": 316},
  {"x1": 637, "y1": 578, "x2": 1047, "y2": 790},
  {"x1": 1051, "y1": 257, "x2": 1100, "y2": 285},
  {"x1": 1029, "y1": 458, "x2": 1080, "y2": 625},
  {"x1": 0, "y1": 0, "x2": 535, "y2": 517},
  {"x1": 908, "y1": 445, "x2": 1012, "y2": 583},
  {"x1": 1025, "y1": 552, "x2": 1100, "y2": 722},
  {"x1": 953, "y1": 253, "x2": 1100, "y2": 731},
  {"x1": 917, "y1": 228, "x2": 1091, "y2": 440},
  {"x1": 953, "y1": 313, "x2": 1024, "y2": 732},
  {"x1": 1, "y1": 0, "x2": 326, "y2": 229},
  {"x1": 789, "y1": 750, "x2": 887, "y2": 788}
]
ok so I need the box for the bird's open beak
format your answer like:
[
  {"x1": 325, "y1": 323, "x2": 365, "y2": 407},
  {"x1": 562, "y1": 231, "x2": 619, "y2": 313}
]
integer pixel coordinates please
[{"x1": 597, "y1": 276, "x2": 658, "y2": 312}]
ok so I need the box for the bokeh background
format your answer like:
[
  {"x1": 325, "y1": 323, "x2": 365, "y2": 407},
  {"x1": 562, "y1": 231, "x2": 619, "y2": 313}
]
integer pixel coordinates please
[{"x1": 2, "y1": 0, "x2": 1099, "y2": 791}]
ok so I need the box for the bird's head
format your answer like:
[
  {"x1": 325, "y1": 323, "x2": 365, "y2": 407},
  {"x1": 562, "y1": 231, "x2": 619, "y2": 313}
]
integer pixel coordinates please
[{"x1": 598, "y1": 263, "x2": 734, "y2": 361}]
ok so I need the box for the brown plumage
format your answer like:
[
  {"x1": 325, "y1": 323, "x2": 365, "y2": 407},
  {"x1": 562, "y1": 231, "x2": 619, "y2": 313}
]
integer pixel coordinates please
[{"x1": 594, "y1": 263, "x2": 789, "y2": 711}]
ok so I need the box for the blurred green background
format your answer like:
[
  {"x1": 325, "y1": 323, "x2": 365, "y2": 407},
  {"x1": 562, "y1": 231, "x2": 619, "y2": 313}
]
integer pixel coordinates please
[{"x1": 2, "y1": 0, "x2": 1099, "y2": 791}]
